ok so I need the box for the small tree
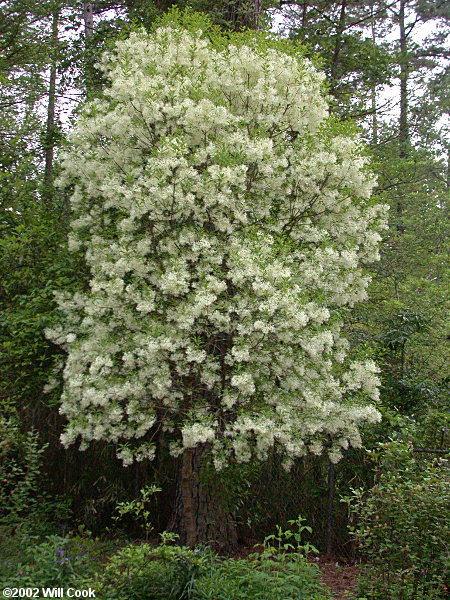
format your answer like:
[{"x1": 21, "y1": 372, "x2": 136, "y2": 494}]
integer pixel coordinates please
[{"x1": 47, "y1": 13, "x2": 387, "y2": 550}]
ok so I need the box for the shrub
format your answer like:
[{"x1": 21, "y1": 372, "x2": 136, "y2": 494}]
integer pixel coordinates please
[
  {"x1": 195, "y1": 555, "x2": 330, "y2": 600},
  {"x1": 0, "y1": 411, "x2": 72, "y2": 542},
  {"x1": 0, "y1": 414, "x2": 44, "y2": 528},
  {"x1": 92, "y1": 541, "x2": 215, "y2": 600},
  {"x1": 91, "y1": 530, "x2": 331, "y2": 600},
  {"x1": 347, "y1": 442, "x2": 450, "y2": 599},
  {"x1": 1, "y1": 535, "x2": 89, "y2": 589},
  {"x1": 0, "y1": 532, "x2": 117, "y2": 589}
]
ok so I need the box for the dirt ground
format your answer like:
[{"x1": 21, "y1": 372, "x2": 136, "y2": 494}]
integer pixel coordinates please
[{"x1": 315, "y1": 557, "x2": 360, "y2": 599}]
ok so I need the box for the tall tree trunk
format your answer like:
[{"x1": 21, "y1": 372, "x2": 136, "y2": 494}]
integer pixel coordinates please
[
  {"x1": 82, "y1": 2, "x2": 94, "y2": 95},
  {"x1": 330, "y1": 0, "x2": 348, "y2": 97},
  {"x1": 301, "y1": 0, "x2": 309, "y2": 31},
  {"x1": 371, "y1": 0, "x2": 378, "y2": 145},
  {"x1": 170, "y1": 445, "x2": 238, "y2": 552},
  {"x1": 446, "y1": 145, "x2": 450, "y2": 189},
  {"x1": 326, "y1": 462, "x2": 335, "y2": 558},
  {"x1": 253, "y1": 0, "x2": 262, "y2": 30},
  {"x1": 396, "y1": 0, "x2": 409, "y2": 233},
  {"x1": 43, "y1": 10, "x2": 58, "y2": 199},
  {"x1": 180, "y1": 447, "x2": 197, "y2": 547},
  {"x1": 224, "y1": 0, "x2": 263, "y2": 31},
  {"x1": 398, "y1": 0, "x2": 409, "y2": 158},
  {"x1": 82, "y1": 2, "x2": 94, "y2": 37}
]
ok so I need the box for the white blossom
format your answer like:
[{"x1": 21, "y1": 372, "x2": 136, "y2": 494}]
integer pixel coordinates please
[{"x1": 48, "y1": 25, "x2": 386, "y2": 468}]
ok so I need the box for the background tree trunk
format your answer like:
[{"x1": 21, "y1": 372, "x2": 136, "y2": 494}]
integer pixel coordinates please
[
  {"x1": 82, "y1": 2, "x2": 95, "y2": 95},
  {"x1": 398, "y1": 0, "x2": 409, "y2": 158},
  {"x1": 43, "y1": 10, "x2": 58, "y2": 199},
  {"x1": 370, "y1": 0, "x2": 378, "y2": 145},
  {"x1": 396, "y1": 0, "x2": 409, "y2": 233},
  {"x1": 330, "y1": 0, "x2": 348, "y2": 96},
  {"x1": 82, "y1": 2, "x2": 94, "y2": 37},
  {"x1": 224, "y1": 0, "x2": 263, "y2": 31}
]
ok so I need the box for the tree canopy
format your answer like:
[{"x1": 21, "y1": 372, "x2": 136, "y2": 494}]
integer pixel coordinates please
[{"x1": 47, "y1": 21, "x2": 386, "y2": 474}]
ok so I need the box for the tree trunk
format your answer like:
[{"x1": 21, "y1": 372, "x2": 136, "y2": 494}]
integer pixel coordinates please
[
  {"x1": 446, "y1": 145, "x2": 450, "y2": 189},
  {"x1": 82, "y1": 2, "x2": 94, "y2": 37},
  {"x1": 224, "y1": 0, "x2": 263, "y2": 31},
  {"x1": 170, "y1": 445, "x2": 238, "y2": 553},
  {"x1": 326, "y1": 462, "x2": 335, "y2": 558},
  {"x1": 82, "y1": 2, "x2": 95, "y2": 95},
  {"x1": 329, "y1": 0, "x2": 348, "y2": 97},
  {"x1": 397, "y1": 0, "x2": 409, "y2": 233},
  {"x1": 301, "y1": 0, "x2": 308, "y2": 32},
  {"x1": 43, "y1": 10, "x2": 58, "y2": 199},
  {"x1": 370, "y1": 0, "x2": 378, "y2": 145},
  {"x1": 398, "y1": 0, "x2": 409, "y2": 158}
]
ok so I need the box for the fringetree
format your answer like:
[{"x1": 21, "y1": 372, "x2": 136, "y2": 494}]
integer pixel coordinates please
[{"x1": 47, "y1": 17, "x2": 387, "y2": 549}]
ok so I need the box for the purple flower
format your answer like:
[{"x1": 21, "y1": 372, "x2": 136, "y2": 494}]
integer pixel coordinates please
[{"x1": 55, "y1": 549, "x2": 64, "y2": 556}]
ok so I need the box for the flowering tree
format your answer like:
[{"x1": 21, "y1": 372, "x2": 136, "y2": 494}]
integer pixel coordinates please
[{"x1": 48, "y1": 17, "x2": 387, "y2": 549}]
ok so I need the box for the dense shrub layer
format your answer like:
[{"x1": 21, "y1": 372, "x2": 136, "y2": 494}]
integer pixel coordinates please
[{"x1": 349, "y1": 444, "x2": 450, "y2": 599}]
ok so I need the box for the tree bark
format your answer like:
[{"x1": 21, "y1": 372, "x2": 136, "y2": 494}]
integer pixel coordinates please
[
  {"x1": 82, "y1": 2, "x2": 94, "y2": 38},
  {"x1": 301, "y1": 0, "x2": 309, "y2": 32},
  {"x1": 370, "y1": 0, "x2": 378, "y2": 145},
  {"x1": 170, "y1": 445, "x2": 238, "y2": 553},
  {"x1": 326, "y1": 462, "x2": 335, "y2": 557},
  {"x1": 180, "y1": 447, "x2": 197, "y2": 547},
  {"x1": 82, "y1": 2, "x2": 95, "y2": 95},
  {"x1": 43, "y1": 10, "x2": 58, "y2": 199},
  {"x1": 396, "y1": 0, "x2": 409, "y2": 233},
  {"x1": 398, "y1": 0, "x2": 409, "y2": 158},
  {"x1": 223, "y1": 0, "x2": 263, "y2": 31},
  {"x1": 446, "y1": 145, "x2": 450, "y2": 189},
  {"x1": 330, "y1": 0, "x2": 348, "y2": 97}
]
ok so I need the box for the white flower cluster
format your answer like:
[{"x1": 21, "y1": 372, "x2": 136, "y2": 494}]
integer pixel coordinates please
[{"x1": 48, "y1": 26, "x2": 387, "y2": 467}]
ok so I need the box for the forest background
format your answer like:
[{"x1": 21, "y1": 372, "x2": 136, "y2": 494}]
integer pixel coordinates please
[{"x1": 0, "y1": 0, "x2": 449, "y2": 598}]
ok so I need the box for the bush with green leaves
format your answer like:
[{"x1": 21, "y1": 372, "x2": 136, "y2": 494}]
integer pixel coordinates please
[
  {"x1": 0, "y1": 414, "x2": 44, "y2": 528},
  {"x1": 0, "y1": 411, "x2": 72, "y2": 542},
  {"x1": 1, "y1": 535, "x2": 89, "y2": 589},
  {"x1": 92, "y1": 539, "x2": 215, "y2": 600},
  {"x1": 0, "y1": 531, "x2": 118, "y2": 589},
  {"x1": 91, "y1": 526, "x2": 331, "y2": 600},
  {"x1": 347, "y1": 442, "x2": 450, "y2": 599},
  {"x1": 195, "y1": 556, "x2": 329, "y2": 600}
]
